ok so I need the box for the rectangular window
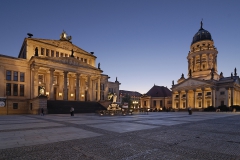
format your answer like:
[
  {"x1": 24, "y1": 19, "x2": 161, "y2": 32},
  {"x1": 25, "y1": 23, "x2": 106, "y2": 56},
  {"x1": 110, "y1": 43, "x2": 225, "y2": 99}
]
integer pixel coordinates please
[
  {"x1": 13, "y1": 71, "x2": 18, "y2": 81},
  {"x1": 56, "y1": 52, "x2": 59, "y2": 57},
  {"x1": 100, "y1": 83, "x2": 104, "y2": 90},
  {"x1": 220, "y1": 91, "x2": 225, "y2": 95},
  {"x1": 183, "y1": 102, "x2": 186, "y2": 108},
  {"x1": 13, "y1": 84, "x2": 18, "y2": 96},
  {"x1": 182, "y1": 94, "x2": 186, "y2": 97},
  {"x1": 175, "y1": 95, "x2": 179, "y2": 98},
  {"x1": 41, "y1": 48, "x2": 44, "y2": 55},
  {"x1": 207, "y1": 101, "x2": 210, "y2": 106},
  {"x1": 61, "y1": 53, "x2": 64, "y2": 57},
  {"x1": 53, "y1": 76, "x2": 57, "y2": 85},
  {"x1": 20, "y1": 84, "x2": 24, "y2": 96},
  {"x1": 6, "y1": 70, "x2": 11, "y2": 80},
  {"x1": 51, "y1": 50, "x2": 54, "y2": 57},
  {"x1": 13, "y1": 103, "x2": 18, "y2": 109},
  {"x1": 65, "y1": 54, "x2": 68, "y2": 57},
  {"x1": 160, "y1": 100, "x2": 163, "y2": 106},
  {"x1": 77, "y1": 57, "x2": 79, "y2": 60},
  {"x1": 38, "y1": 75, "x2": 44, "y2": 84},
  {"x1": 20, "y1": 72, "x2": 25, "y2": 82},
  {"x1": 81, "y1": 58, "x2": 83, "y2": 62},
  {"x1": 153, "y1": 100, "x2": 156, "y2": 107},
  {"x1": 84, "y1": 59, "x2": 87, "y2": 63},
  {"x1": 101, "y1": 92, "x2": 104, "y2": 100},
  {"x1": 198, "y1": 101, "x2": 201, "y2": 107},
  {"x1": 198, "y1": 93, "x2": 202, "y2": 96},
  {"x1": 6, "y1": 83, "x2": 11, "y2": 96},
  {"x1": 206, "y1": 92, "x2": 211, "y2": 95},
  {"x1": 167, "y1": 101, "x2": 172, "y2": 104},
  {"x1": 46, "y1": 49, "x2": 49, "y2": 56},
  {"x1": 176, "y1": 102, "x2": 179, "y2": 108},
  {"x1": 144, "y1": 101, "x2": 146, "y2": 106}
]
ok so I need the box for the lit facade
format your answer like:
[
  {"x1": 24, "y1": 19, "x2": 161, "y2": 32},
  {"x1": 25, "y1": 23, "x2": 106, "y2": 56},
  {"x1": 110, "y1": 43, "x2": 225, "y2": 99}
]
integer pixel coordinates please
[
  {"x1": 171, "y1": 22, "x2": 240, "y2": 110},
  {"x1": 0, "y1": 31, "x2": 120, "y2": 114}
]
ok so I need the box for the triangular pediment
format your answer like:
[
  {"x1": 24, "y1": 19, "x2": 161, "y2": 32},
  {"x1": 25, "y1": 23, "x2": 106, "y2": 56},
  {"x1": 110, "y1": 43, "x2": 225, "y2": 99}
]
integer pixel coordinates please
[
  {"x1": 30, "y1": 38, "x2": 94, "y2": 56},
  {"x1": 173, "y1": 78, "x2": 211, "y2": 90}
]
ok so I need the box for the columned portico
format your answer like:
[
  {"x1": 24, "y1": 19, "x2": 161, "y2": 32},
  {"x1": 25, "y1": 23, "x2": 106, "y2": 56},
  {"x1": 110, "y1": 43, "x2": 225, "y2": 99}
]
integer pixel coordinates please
[
  {"x1": 201, "y1": 88, "x2": 205, "y2": 108},
  {"x1": 97, "y1": 77, "x2": 101, "y2": 101}
]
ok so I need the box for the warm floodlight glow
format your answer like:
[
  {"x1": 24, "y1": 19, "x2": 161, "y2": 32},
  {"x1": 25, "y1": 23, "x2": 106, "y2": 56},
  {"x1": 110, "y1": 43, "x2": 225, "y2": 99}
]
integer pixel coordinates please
[
  {"x1": 59, "y1": 93, "x2": 62, "y2": 97},
  {"x1": 71, "y1": 93, "x2": 74, "y2": 97},
  {"x1": 81, "y1": 94, "x2": 84, "y2": 97},
  {"x1": 46, "y1": 92, "x2": 49, "y2": 96}
]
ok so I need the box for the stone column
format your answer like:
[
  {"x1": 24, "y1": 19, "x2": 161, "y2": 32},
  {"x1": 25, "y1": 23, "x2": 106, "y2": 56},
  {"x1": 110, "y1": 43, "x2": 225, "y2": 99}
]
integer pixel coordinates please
[
  {"x1": 49, "y1": 68, "x2": 55, "y2": 100},
  {"x1": 201, "y1": 88, "x2": 205, "y2": 108},
  {"x1": 193, "y1": 89, "x2": 196, "y2": 108},
  {"x1": 193, "y1": 57, "x2": 195, "y2": 72},
  {"x1": 32, "y1": 65, "x2": 39, "y2": 98},
  {"x1": 231, "y1": 87, "x2": 234, "y2": 106},
  {"x1": 178, "y1": 91, "x2": 181, "y2": 109},
  {"x1": 206, "y1": 54, "x2": 209, "y2": 69},
  {"x1": 97, "y1": 77, "x2": 101, "y2": 101},
  {"x1": 211, "y1": 87, "x2": 215, "y2": 107},
  {"x1": 185, "y1": 90, "x2": 189, "y2": 108},
  {"x1": 200, "y1": 55, "x2": 202, "y2": 71},
  {"x1": 87, "y1": 75, "x2": 91, "y2": 101},
  {"x1": 76, "y1": 73, "x2": 80, "y2": 101},
  {"x1": 225, "y1": 87, "x2": 229, "y2": 107},
  {"x1": 63, "y1": 71, "x2": 68, "y2": 100},
  {"x1": 172, "y1": 92, "x2": 175, "y2": 109}
]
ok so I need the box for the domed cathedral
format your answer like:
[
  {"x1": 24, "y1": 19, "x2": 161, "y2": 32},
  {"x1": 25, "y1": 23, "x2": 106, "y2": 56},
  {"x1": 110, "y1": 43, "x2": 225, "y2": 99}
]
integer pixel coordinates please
[
  {"x1": 188, "y1": 21, "x2": 219, "y2": 80},
  {"x1": 171, "y1": 21, "x2": 240, "y2": 111},
  {"x1": 0, "y1": 31, "x2": 120, "y2": 115}
]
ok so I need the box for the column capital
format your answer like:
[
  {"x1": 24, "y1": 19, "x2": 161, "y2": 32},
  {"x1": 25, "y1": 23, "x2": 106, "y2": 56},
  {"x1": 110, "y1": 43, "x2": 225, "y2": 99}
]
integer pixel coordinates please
[
  {"x1": 63, "y1": 71, "x2": 68, "y2": 75},
  {"x1": 49, "y1": 68, "x2": 55, "y2": 72}
]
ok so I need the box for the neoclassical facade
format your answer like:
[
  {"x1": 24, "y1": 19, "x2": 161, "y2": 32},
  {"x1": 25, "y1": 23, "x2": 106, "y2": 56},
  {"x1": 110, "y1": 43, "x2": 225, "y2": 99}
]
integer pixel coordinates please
[
  {"x1": 0, "y1": 31, "x2": 120, "y2": 114},
  {"x1": 171, "y1": 22, "x2": 240, "y2": 110},
  {"x1": 140, "y1": 85, "x2": 172, "y2": 110}
]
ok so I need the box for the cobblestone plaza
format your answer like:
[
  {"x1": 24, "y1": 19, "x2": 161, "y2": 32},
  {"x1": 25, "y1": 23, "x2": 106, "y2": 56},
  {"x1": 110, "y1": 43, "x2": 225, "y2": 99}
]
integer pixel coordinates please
[{"x1": 0, "y1": 112, "x2": 240, "y2": 160}]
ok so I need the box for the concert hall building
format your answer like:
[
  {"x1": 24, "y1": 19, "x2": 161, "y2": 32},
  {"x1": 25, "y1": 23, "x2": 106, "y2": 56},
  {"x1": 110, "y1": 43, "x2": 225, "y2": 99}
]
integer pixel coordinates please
[{"x1": 0, "y1": 31, "x2": 120, "y2": 114}]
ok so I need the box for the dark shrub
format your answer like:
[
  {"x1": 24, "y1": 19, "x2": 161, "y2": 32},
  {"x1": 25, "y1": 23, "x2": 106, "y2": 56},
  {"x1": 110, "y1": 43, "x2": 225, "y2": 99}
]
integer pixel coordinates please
[
  {"x1": 230, "y1": 105, "x2": 240, "y2": 111},
  {"x1": 217, "y1": 105, "x2": 229, "y2": 111},
  {"x1": 204, "y1": 106, "x2": 216, "y2": 111}
]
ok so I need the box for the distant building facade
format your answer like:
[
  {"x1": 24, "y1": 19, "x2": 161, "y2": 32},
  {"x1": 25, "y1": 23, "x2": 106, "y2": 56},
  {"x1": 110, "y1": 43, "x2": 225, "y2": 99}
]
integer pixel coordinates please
[
  {"x1": 119, "y1": 90, "x2": 142, "y2": 108},
  {"x1": 171, "y1": 22, "x2": 240, "y2": 110},
  {"x1": 140, "y1": 85, "x2": 172, "y2": 110},
  {"x1": 0, "y1": 31, "x2": 120, "y2": 114}
]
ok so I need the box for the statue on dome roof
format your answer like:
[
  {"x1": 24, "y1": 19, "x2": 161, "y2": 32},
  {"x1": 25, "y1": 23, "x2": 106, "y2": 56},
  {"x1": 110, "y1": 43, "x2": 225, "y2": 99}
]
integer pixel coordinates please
[{"x1": 234, "y1": 67, "x2": 237, "y2": 76}]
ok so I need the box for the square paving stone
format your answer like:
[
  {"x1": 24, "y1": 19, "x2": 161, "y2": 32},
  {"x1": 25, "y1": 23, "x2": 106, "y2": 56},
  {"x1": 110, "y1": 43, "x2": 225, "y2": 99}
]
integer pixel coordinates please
[{"x1": 88, "y1": 122, "x2": 159, "y2": 133}]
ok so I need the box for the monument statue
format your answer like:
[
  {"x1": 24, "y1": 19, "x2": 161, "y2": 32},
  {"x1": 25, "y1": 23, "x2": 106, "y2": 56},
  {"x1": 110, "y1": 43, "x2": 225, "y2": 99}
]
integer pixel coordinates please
[
  {"x1": 172, "y1": 80, "x2": 174, "y2": 85},
  {"x1": 98, "y1": 63, "x2": 100, "y2": 69},
  {"x1": 112, "y1": 93, "x2": 117, "y2": 103},
  {"x1": 234, "y1": 67, "x2": 237, "y2": 76},
  {"x1": 70, "y1": 49, "x2": 74, "y2": 57}
]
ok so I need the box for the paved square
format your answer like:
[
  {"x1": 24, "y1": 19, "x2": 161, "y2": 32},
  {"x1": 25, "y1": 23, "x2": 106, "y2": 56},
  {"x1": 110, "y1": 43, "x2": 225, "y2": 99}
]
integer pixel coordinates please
[{"x1": 0, "y1": 112, "x2": 240, "y2": 160}]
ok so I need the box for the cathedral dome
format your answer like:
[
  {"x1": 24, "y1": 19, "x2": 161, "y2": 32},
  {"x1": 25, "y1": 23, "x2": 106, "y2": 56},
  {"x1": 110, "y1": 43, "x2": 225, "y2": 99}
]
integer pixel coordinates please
[{"x1": 191, "y1": 21, "x2": 212, "y2": 45}]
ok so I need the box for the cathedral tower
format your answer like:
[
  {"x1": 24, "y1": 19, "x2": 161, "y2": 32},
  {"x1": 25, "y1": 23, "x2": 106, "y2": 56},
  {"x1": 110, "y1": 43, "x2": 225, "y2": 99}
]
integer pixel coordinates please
[{"x1": 187, "y1": 21, "x2": 219, "y2": 80}]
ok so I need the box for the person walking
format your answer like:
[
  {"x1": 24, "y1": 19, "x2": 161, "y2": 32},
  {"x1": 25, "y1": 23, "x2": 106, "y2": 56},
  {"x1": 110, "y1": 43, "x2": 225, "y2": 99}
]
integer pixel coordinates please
[
  {"x1": 188, "y1": 107, "x2": 192, "y2": 115},
  {"x1": 72, "y1": 107, "x2": 74, "y2": 116},
  {"x1": 41, "y1": 108, "x2": 44, "y2": 116}
]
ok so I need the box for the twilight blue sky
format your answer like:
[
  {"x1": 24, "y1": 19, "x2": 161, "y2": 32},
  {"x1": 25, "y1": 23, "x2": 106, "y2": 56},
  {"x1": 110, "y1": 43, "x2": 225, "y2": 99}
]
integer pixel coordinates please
[{"x1": 0, "y1": 0, "x2": 240, "y2": 94}]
